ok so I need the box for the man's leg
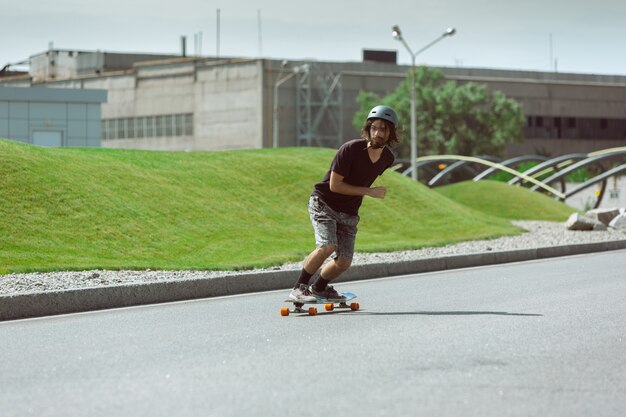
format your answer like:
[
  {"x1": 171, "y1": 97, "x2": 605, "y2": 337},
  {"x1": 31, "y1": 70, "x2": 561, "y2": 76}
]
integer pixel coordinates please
[
  {"x1": 290, "y1": 245, "x2": 337, "y2": 301},
  {"x1": 319, "y1": 257, "x2": 352, "y2": 282},
  {"x1": 294, "y1": 245, "x2": 336, "y2": 287},
  {"x1": 311, "y1": 218, "x2": 357, "y2": 297},
  {"x1": 310, "y1": 256, "x2": 352, "y2": 293},
  {"x1": 294, "y1": 196, "x2": 338, "y2": 289}
]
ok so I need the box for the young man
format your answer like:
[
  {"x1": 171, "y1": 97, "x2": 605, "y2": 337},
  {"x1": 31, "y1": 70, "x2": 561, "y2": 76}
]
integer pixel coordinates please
[{"x1": 290, "y1": 105, "x2": 400, "y2": 302}]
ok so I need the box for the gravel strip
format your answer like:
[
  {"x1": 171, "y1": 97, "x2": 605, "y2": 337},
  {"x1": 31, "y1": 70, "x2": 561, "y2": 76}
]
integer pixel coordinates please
[{"x1": 1, "y1": 221, "x2": 624, "y2": 296}]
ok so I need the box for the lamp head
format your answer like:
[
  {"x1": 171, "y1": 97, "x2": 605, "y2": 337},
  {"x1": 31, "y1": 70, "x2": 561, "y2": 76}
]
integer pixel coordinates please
[
  {"x1": 445, "y1": 27, "x2": 456, "y2": 36},
  {"x1": 392, "y1": 25, "x2": 402, "y2": 40}
]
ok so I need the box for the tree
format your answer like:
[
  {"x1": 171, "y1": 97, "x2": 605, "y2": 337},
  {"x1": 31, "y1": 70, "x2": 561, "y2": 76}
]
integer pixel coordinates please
[{"x1": 353, "y1": 66, "x2": 525, "y2": 158}]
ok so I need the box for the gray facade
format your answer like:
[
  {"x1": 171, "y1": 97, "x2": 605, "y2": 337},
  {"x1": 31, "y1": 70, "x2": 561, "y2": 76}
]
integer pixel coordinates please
[
  {"x1": 2, "y1": 50, "x2": 625, "y2": 156},
  {"x1": 0, "y1": 86, "x2": 107, "y2": 147},
  {"x1": 28, "y1": 50, "x2": 178, "y2": 82}
]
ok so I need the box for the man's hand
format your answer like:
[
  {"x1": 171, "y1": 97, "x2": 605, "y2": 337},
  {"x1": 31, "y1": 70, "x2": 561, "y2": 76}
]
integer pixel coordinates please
[{"x1": 368, "y1": 187, "x2": 387, "y2": 199}]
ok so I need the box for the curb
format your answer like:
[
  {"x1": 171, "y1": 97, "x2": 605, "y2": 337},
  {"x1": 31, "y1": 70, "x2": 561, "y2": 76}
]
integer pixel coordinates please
[{"x1": 2, "y1": 240, "x2": 626, "y2": 321}]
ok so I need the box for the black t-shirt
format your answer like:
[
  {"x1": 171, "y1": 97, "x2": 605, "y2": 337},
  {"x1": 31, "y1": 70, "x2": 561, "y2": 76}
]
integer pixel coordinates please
[{"x1": 312, "y1": 139, "x2": 395, "y2": 216}]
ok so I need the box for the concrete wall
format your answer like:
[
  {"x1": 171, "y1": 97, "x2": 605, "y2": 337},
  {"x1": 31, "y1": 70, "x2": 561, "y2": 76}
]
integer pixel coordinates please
[
  {"x1": 0, "y1": 86, "x2": 106, "y2": 147},
  {"x1": 194, "y1": 60, "x2": 264, "y2": 151},
  {"x1": 30, "y1": 51, "x2": 79, "y2": 82},
  {"x1": 507, "y1": 138, "x2": 626, "y2": 156}
]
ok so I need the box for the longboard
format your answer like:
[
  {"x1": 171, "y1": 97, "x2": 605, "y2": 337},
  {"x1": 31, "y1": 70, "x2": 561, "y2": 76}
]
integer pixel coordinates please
[{"x1": 280, "y1": 292, "x2": 359, "y2": 316}]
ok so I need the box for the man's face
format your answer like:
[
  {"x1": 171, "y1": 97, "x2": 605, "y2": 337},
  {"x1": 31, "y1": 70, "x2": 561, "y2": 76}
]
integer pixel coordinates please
[{"x1": 369, "y1": 119, "x2": 390, "y2": 149}]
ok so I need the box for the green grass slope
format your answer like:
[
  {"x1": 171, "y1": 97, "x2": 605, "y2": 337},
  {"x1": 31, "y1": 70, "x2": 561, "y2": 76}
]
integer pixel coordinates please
[
  {"x1": 1, "y1": 139, "x2": 522, "y2": 274},
  {"x1": 433, "y1": 180, "x2": 575, "y2": 221}
]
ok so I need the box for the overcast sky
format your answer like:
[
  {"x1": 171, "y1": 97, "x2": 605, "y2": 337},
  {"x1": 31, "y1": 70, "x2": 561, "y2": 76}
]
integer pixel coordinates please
[{"x1": 2, "y1": 0, "x2": 626, "y2": 75}]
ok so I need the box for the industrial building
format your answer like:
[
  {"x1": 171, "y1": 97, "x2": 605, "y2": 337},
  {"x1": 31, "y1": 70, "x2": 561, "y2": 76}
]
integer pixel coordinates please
[
  {"x1": 1, "y1": 48, "x2": 625, "y2": 156},
  {"x1": 0, "y1": 85, "x2": 106, "y2": 147}
]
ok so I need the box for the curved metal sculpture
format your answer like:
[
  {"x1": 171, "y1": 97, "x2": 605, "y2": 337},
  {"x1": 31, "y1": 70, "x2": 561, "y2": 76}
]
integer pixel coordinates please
[
  {"x1": 530, "y1": 150, "x2": 626, "y2": 193},
  {"x1": 416, "y1": 154, "x2": 566, "y2": 198},
  {"x1": 472, "y1": 155, "x2": 549, "y2": 182},
  {"x1": 507, "y1": 153, "x2": 587, "y2": 186},
  {"x1": 427, "y1": 156, "x2": 501, "y2": 187},
  {"x1": 402, "y1": 147, "x2": 625, "y2": 209},
  {"x1": 523, "y1": 149, "x2": 626, "y2": 208},
  {"x1": 401, "y1": 159, "x2": 454, "y2": 178},
  {"x1": 564, "y1": 163, "x2": 626, "y2": 206}
]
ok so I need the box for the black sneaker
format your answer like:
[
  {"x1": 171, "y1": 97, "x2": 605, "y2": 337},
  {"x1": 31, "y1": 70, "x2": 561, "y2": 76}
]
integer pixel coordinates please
[
  {"x1": 310, "y1": 284, "x2": 346, "y2": 301},
  {"x1": 289, "y1": 284, "x2": 316, "y2": 302}
]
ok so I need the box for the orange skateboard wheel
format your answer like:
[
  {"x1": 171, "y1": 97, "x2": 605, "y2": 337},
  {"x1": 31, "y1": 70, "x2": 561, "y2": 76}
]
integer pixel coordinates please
[
  {"x1": 350, "y1": 303, "x2": 360, "y2": 311},
  {"x1": 325, "y1": 303, "x2": 334, "y2": 312},
  {"x1": 280, "y1": 307, "x2": 290, "y2": 316},
  {"x1": 308, "y1": 307, "x2": 318, "y2": 316}
]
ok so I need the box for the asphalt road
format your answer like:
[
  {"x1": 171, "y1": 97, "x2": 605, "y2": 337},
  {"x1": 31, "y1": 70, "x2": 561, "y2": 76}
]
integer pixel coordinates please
[{"x1": 1, "y1": 251, "x2": 625, "y2": 417}]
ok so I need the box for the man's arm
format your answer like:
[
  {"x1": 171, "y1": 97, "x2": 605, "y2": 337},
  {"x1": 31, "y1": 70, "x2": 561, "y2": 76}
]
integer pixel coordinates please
[{"x1": 329, "y1": 171, "x2": 387, "y2": 199}]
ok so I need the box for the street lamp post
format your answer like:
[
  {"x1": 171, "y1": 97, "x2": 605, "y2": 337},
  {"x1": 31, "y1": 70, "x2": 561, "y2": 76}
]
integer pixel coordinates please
[
  {"x1": 392, "y1": 25, "x2": 456, "y2": 181},
  {"x1": 273, "y1": 61, "x2": 289, "y2": 148},
  {"x1": 272, "y1": 61, "x2": 309, "y2": 148},
  {"x1": 273, "y1": 62, "x2": 309, "y2": 148}
]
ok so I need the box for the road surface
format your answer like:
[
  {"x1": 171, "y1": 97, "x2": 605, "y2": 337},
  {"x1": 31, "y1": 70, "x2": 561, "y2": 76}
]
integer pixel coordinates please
[{"x1": 1, "y1": 250, "x2": 625, "y2": 416}]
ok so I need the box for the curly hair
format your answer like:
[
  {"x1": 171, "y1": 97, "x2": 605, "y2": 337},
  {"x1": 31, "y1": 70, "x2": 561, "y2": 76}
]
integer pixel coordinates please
[{"x1": 360, "y1": 118, "x2": 400, "y2": 147}]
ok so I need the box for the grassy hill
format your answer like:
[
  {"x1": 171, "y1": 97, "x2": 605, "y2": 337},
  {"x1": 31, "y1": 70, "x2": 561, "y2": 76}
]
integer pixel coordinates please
[
  {"x1": 0, "y1": 139, "x2": 570, "y2": 274},
  {"x1": 433, "y1": 180, "x2": 575, "y2": 221}
]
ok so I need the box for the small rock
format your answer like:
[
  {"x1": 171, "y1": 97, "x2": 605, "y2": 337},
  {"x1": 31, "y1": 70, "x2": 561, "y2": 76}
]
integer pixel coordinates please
[
  {"x1": 593, "y1": 223, "x2": 607, "y2": 231},
  {"x1": 585, "y1": 208, "x2": 621, "y2": 226},
  {"x1": 565, "y1": 213, "x2": 600, "y2": 231},
  {"x1": 609, "y1": 213, "x2": 626, "y2": 231}
]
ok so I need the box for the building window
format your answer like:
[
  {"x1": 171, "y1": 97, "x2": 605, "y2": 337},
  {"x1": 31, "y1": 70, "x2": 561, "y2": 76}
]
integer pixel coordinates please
[
  {"x1": 127, "y1": 118, "x2": 135, "y2": 139},
  {"x1": 536, "y1": 116, "x2": 543, "y2": 127},
  {"x1": 165, "y1": 115, "x2": 173, "y2": 137},
  {"x1": 185, "y1": 114, "x2": 193, "y2": 135},
  {"x1": 146, "y1": 116, "x2": 154, "y2": 137},
  {"x1": 136, "y1": 117, "x2": 144, "y2": 138},
  {"x1": 156, "y1": 116, "x2": 164, "y2": 137},
  {"x1": 568, "y1": 118, "x2": 576, "y2": 128},
  {"x1": 600, "y1": 118, "x2": 608, "y2": 129},
  {"x1": 108, "y1": 119, "x2": 117, "y2": 140},
  {"x1": 117, "y1": 118, "x2": 125, "y2": 139},
  {"x1": 175, "y1": 114, "x2": 184, "y2": 136},
  {"x1": 101, "y1": 113, "x2": 193, "y2": 140}
]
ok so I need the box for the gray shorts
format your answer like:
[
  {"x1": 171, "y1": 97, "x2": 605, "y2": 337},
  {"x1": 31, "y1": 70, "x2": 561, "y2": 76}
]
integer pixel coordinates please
[{"x1": 308, "y1": 195, "x2": 360, "y2": 260}]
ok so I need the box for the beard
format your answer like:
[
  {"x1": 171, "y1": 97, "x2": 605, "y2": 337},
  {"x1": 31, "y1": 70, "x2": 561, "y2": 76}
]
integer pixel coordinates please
[{"x1": 369, "y1": 138, "x2": 386, "y2": 149}]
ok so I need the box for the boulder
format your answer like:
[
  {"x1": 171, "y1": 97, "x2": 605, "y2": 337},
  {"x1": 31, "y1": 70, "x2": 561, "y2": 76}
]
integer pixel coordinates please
[
  {"x1": 565, "y1": 213, "x2": 603, "y2": 231},
  {"x1": 585, "y1": 208, "x2": 621, "y2": 226},
  {"x1": 609, "y1": 213, "x2": 626, "y2": 231},
  {"x1": 593, "y1": 222, "x2": 608, "y2": 231}
]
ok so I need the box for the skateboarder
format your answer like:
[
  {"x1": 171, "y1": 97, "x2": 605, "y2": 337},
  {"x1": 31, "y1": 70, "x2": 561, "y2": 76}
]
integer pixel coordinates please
[{"x1": 290, "y1": 105, "x2": 400, "y2": 302}]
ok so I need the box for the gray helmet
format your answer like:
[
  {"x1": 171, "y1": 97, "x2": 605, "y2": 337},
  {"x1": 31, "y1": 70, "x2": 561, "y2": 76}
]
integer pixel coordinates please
[{"x1": 367, "y1": 105, "x2": 398, "y2": 127}]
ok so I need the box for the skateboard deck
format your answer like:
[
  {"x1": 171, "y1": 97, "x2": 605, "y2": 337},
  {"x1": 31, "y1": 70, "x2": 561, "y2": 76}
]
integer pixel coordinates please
[{"x1": 280, "y1": 292, "x2": 359, "y2": 316}]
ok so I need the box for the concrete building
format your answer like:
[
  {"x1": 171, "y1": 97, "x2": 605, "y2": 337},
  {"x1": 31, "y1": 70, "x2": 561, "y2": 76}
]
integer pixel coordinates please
[
  {"x1": 2, "y1": 49, "x2": 625, "y2": 156},
  {"x1": 28, "y1": 49, "x2": 178, "y2": 83},
  {"x1": 0, "y1": 86, "x2": 106, "y2": 147}
]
